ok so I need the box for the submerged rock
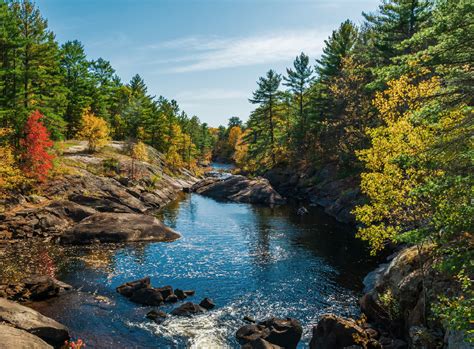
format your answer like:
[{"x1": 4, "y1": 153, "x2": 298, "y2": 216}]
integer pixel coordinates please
[
  {"x1": 192, "y1": 175, "x2": 286, "y2": 205},
  {"x1": 0, "y1": 298, "x2": 69, "y2": 347},
  {"x1": 61, "y1": 213, "x2": 180, "y2": 244},
  {"x1": 170, "y1": 302, "x2": 206, "y2": 317},
  {"x1": 236, "y1": 317, "x2": 302, "y2": 349}
]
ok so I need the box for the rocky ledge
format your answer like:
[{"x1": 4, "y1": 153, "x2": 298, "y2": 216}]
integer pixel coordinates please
[
  {"x1": 192, "y1": 174, "x2": 286, "y2": 205},
  {"x1": 264, "y1": 163, "x2": 361, "y2": 224},
  {"x1": 0, "y1": 297, "x2": 70, "y2": 348},
  {"x1": 0, "y1": 141, "x2": 199, "y2": 244}
]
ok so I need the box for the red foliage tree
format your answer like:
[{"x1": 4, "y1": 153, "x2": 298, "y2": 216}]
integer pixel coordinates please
[{"x1": 20, "y1": 110, "x2": 55, "y2": 182}]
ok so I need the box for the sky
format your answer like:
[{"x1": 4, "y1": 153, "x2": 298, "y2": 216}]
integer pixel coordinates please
[{"x1": 37, "y1": 0, "x2": 380, "y2": 127}]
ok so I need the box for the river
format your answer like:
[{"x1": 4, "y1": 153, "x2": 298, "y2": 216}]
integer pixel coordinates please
[{"x1": 0, "y1": 170, "x2": 376, "y2": 348}]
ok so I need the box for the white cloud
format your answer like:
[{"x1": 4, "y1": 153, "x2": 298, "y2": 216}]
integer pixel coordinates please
[{"x1": 147, "y1": 29, "x2": 329, "y2": 73}]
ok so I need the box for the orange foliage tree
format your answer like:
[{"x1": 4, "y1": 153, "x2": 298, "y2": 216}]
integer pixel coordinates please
[{"x1": 19, "y1": 110, "x2": 55, "y2": 182}]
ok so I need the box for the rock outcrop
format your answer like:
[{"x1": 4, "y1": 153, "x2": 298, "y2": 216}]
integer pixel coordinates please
[
  {"x1": 61, "y1": 212, "x2": 180, "y2": 244},
  {"x1": 0, "y1": 324, "x2": 53, "y2": 349},
  {"x1": 236, "y1": 317, "x2": 302, "y2": 349},
  {"x1": 1, "y1": 141, "x2": 200, "y2": 243},
  {"x1": 0, "y1": 298, "x2": 69, "y2": 347},
  {"x1": 264, "y1": 163, "x2": 360, "y2": 224},
  {"x1": 192, "y1": 175, "x2": 285, "y2": 205},
  {"x1": 309, "y1": 314, "x2": 380, "y2": 349}
]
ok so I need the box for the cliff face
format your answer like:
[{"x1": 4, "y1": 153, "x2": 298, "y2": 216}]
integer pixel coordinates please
[
  {"x1": 0, "y1": 141, "x2": 200, "y2": 243},
  {"x1": 264, "y1": 163, "x2": 363, "y2": 224},
  {"x1": 360, "y1": 246, "x2": 470, "y2": 349}
]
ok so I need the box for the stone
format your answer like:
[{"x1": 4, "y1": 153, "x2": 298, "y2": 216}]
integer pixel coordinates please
[
  {"x1": 0, "y1": 298, "x2": 69, "y2": 347},
  {"x1": 199, "y1": 297, "x2": 215, "y2": 310},
  {"x1": 165, "y1": 294, "x2": 178, "y2": 303},
  {"x1": 183, "y1": 290, "x2": 195, "y2": 297},
  {"x1": 116, "y1": 277, "x2": 151, "y2": 298},
  {"x1": 170, "y1": 302, "x2": 206, "y2": 317},
  {"x1": 236, "y1": 324, "x2": 271, "y2": 345},
  {"x1": 174, "y1": 288, "x2": 187, "y2": 300},
  {"x1": 146, "y1": 309, "x2": 167, "y2": 323},
  {"x1": 192, "y1": 175, "x2": 286, "y2": 205},
  {"x1": 236, "y1": 318, "x2": 302, "y2": 349},
  {"x1": 244, "y1": 316, "x2": 256, "y2": 323},
  {"x1": 309, "y1": 314, "x2": 369, "y2": 349},
  {"x1": 156, "y1": 285, "x2": 173, "y2": 299},
  {"x1": 61, "y1": 213, "x2": 180, "y2": 244},
  {"x1": 0, "y1": 324, "x2": 53, "y2": 349},
  {"x1": 260, "y1": 318, "x2": 302, "y2": 349},
  {"x1": 129, "y1": 288, "x2": 164, "y2": 306},
  {"x1": 242, "y1": 338, "x2": 283, "y2": 349}
]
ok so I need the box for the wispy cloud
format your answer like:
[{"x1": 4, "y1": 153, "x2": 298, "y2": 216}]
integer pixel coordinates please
[{"x1": 146, "y1": 29, "x2": 329, "y2": 73}]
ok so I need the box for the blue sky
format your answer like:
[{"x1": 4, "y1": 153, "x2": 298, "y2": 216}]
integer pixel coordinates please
[{"x1": 37, "y1": 0, "x2": 380, "y2": 127}]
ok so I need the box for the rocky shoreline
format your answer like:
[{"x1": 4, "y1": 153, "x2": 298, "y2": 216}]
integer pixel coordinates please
[{"x1": 0, "y1": 151, "x2": 465, "y2": 348}]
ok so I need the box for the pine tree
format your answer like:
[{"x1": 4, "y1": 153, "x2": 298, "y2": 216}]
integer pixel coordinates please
[
  {"x1": 362, "y1": 0, "x2": 432, "y2": 65},
  {"x1": 316, "y1": 20, "x2": 358, "y2": 83},
  {"x1": 60, "y1": 40, "x2": 93, "y2": 137},
  {"x1": 284, "y1": 52, "x2": 313, "y2": 142},
  {"x1": 249, "y1": 69, "x2": 282, "y2": 166},
  {"x1": 12, "y1": 0, "x2": 67, "y2": 139}
]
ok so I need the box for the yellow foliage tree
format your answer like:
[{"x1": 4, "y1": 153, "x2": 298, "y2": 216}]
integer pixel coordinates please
[
  {"x1": 130, "y1": 141, "x2": 149, "y2": 179},
  {"x1": 0, "y1": 128, "x2": 27, "y2": 199},
  {"x1": 228, "y1": 126, "x2": 242, "y2": 150},
  {"x1": 165, "y1": 124, "x2": 184, "y2": 170},
  {"x1": 354, "y1": 75, "x2": 441, "y2": 253},
  {"x1": 77, "y1": 109, "x2": 110, "y2": 152}
]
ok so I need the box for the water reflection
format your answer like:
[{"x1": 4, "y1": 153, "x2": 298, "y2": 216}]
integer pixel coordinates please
[{"x1": 0, "y1": 193, "x2": 376, "y2": 348}]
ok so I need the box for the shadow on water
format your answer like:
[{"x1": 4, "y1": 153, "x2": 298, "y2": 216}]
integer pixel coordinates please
[{"x1": 0, "y1": 193, "x2": 378, "y2": 348}]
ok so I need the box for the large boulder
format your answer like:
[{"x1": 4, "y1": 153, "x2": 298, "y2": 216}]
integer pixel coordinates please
[
  {"x1": 236, "y1": 317, "x2": 302, "y2": 349},
  {"x1": 192, "y1": 175, "x2": 286, "y2": 205},
  {"x1": 309, "y1": 314, "x2": 380, "y2": 349},
  {"x1": 0, "y1": 324, "x2": 53, "y2": 349},
  {"x1": 129, "y1": 288, "x2": 164, "y2": 306},
  {"x1": 61, "y1": 212, "x2": 180, "y2": 244},
  {"x1": 170, "y1": 302, "x2": 206, "y2": 317},
  {"x1": 116, "y1": 277, "x2": 151, "y2": 298},
  {"x1": 0, "y1": 298, "x2": 69, "y2": 347}
]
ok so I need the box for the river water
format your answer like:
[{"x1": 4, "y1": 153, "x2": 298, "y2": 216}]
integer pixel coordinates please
[{"x1": 0, "y1": 171, "x2": 376, "y2": 348}]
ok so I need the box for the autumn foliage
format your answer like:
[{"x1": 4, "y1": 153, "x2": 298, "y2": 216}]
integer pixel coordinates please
[
  {"x1": 77, "y1": 109, "x2": 110, "y2": 152},
  {"x1": 19, "y1": 111, "x2": 55, "y2": 182}
]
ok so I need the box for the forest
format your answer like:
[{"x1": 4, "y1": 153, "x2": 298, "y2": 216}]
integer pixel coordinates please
[{"x1": 0, "y1": 0, "x2": 472, "y2": 344}]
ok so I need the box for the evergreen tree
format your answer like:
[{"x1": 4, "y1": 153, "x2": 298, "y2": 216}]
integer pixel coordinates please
[
  {"x1": 248, "y1": 69, "x2": 282, "y2": 166},
  {"x1": 362, "y1": 0, "x2": 432, "y2": 69},
  {"x1": 12, "y1": 0, "x2": 67, "y2": 138},
  {"x1": 60, "y1": 40, "x2": 93, "y2": 137},
  {"x1": 316, "y1": 20, "x2": 358, "y2": 83},
  {"x1": 283, "y1": 52, "x2": 313, "y2": 144}
]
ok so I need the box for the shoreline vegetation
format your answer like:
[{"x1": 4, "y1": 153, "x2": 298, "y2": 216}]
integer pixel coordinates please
[{"x1": 0, "y1": 0, "x2": 472, "y2": 348}]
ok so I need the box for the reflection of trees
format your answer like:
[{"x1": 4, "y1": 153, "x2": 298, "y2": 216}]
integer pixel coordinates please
[
  {"x1": 78, "y1": 245, "x2": 117, "y2": 272},
  {"x1": 248, "y1": 206, "x2": 274, "y2": 266},
  {"x1": 156, "y1": 192, "x2": 187, "y2": 228},
  {"x1": 0, "y1": 242, "x2": 63, "y2": 282}
]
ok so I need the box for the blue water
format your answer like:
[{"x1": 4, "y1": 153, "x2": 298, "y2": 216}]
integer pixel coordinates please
[{"x1": 0, "y1": 193, "x2": 375, "y2": 348}]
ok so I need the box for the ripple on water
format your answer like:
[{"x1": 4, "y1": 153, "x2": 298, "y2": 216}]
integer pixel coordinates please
[{"x1": 0, "y1": 193, "x2": 376, "y2": 348}]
